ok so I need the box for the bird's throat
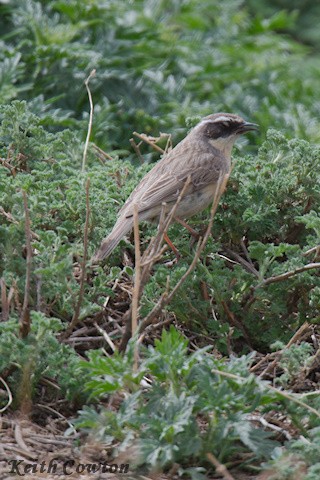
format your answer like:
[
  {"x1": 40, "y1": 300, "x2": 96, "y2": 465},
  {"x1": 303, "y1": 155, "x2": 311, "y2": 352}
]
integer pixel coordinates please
[{"x1": 208, "y1": 135, "x2": 237, "y2": 163}]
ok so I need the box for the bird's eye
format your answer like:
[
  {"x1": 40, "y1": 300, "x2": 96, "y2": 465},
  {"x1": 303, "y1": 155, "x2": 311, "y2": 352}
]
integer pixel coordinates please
[{"x1": 221, "y1": 121, "x2": 230, "y2": 128}]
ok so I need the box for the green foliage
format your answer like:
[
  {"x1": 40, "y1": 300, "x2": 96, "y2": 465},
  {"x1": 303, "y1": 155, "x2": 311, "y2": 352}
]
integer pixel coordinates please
[
  {"x1": 198, "y1": 130, "x2": 320, "y2": 349},
  {"x1": 75, "y1": 327, "x2": 281, "y2": 470},
  {"x1": 262, "y1": 427, "x2": 320, "y2": 479},
  {"x1": 1, "y1": 1, "x2": 320, "y2": 475},
  {"x1": 0, "y1": 312, "x2": 87, "y2": 406},
  {"x1": 83, "y1": 348, "x2": 145, "y2": 397},
  {"x1": 1, "y1": 101, "x2": 320, "y2": 353},
  {"x1": 1, "y1": 0, "x2": 320, "y2": 151},
  {"x1": 247, "y1": 0, "x2": 320, "y2": 50},
  {"x1": 272, "y1": 341, "x2": 314, "y2": 387},
  {"x1": 110, "y1": 129, "x2": 320, "y2": 351},
  {"x1": 0, "y1": 101, "x2": 136, "y2": 319},
  {"x1": 0, "y1": 100, "x2": 79, "y2": 167}
]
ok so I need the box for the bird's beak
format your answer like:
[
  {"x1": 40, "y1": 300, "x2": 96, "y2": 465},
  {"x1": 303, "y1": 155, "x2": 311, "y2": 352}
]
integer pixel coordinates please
[{"x1": 237, "y1": 122, "x2": 259, "y2": 134}]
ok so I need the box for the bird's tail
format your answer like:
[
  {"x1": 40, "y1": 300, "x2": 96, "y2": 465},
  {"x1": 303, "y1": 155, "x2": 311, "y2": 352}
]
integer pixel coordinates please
[{"x1": 91, "y1": 218, "x2": 133, "y2": 262}]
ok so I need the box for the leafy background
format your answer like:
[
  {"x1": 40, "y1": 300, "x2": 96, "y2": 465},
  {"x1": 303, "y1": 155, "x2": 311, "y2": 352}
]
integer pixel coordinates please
[{"x1": 0, "y1": 0, "x2": 320, "y2": 478}]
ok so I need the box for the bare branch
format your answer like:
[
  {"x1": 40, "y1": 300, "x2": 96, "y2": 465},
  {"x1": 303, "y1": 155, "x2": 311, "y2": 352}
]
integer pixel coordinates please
[
  {"x1": 0, "y1": 157, "x2": 17, "y2": 176},
  {"x1": 221, "y1": 300, "x2": 252, "y2": 347},
  {"x1": 206, "y1": 452, "x2": 235, "y2": 480},
  {"x1": 94, "y1": 322, "x2": 116, "y2": 352},
  {"x1": 0, "y1": 206, "x2": 39, "y2": 240},
  {"x1": 129, "y1": 138, "x2": 144, "y2": 163},
  {"x1": 224, "y1": 248, "x2": 260, "y2": 277},
  {"x1": 0, "y1": 278, "x2": 9, "y2": 321},
  {"x1": 303, "y1": 245, "x2": 320, "y2": 258},
  {"x1": 255, "y1": 322, "x2": 311, "y2": 378},
  {"x1": 119, "y1": 176, "x2": 192, "y2": 351},
  {"x1": 0, "y1": 377, "x2": 13, "y2": 413},
  {"x1": 256, "y1": 262, "x2": 320, "y2": 289},
  {"x1": 92, "y1": 143, "x2": 115, "y2": 162},
  {"x1": 65, "y1": 178, "x2": 91, "y2": 336},
  {"x1": 82, "y1": 69, "x2": 96, "y2": 172},
  {"x1": 138, "y1": 173, "x2": 230, "y2": 333},
  {"x1": 132, "y1": 205, "x2": 141, "y2": 337},
  {"x1": 20, "y1": 191, "x2": 32, "y2": 338},
  {"x1": 132, "y1": 131, "x2": 165, "y2": 153}
]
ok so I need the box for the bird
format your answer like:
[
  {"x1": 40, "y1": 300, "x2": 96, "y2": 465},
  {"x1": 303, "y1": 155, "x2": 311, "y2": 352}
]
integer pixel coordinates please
[{"x1": 92, "y1": 113, "x2": 258, "y2": 261}]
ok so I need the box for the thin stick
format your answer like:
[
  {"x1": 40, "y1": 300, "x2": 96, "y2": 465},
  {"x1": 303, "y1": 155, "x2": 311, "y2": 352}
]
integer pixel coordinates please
[
  {"x1": 0, "y1": 278, "x2": 9, "y2": 321},
  {"x1": 206, "y1": 452, "x2": 235, "y2": 480},
  {"x1": 119, "y1": 177, "x2": 191, "y2": 352},
  {"x1": 0, "y1": 157, "x2": 17, "y2": 176},
  {"x1": 132, "y1": 132, "x2": 165, "y2": 153},
  {"x1": 138, "y1": 173, "x2": 229, "y2": 333},
  {"x1": 221, "y1": 300, "x2": 252, "y2": 347},
  {"x1": 132, "y1": 205, "x2": 141, "y2": 368},
  {"x1": 163, "y1": 133, "x2": 172, "y2": 154},
  {"x1": 0, "y1": 377, "x2": 13, "y2": 413},
  {"x1": 94, "y1": 322, "x2": 116, "y2": 352},
  {"x1": 138, "y1": 176, "x2": 191, "y2": 271},
  {"x1": 303, "y1": 245, "x2": 320, "y2": 257},
  {"x1": 92, "y1": 143, "x2": 115, "y2": 162},
  {"x1": 256, "y1": 322, "x2": 311, "y2": 378},
  {"x1": 82, "y1": 69, "x2": 96, "y2": 172},
  {"x1": 0, "y1": 207, "x2": 39, "y2": 240},
  {"x1": 225, "y1": 248, "x2": 259, "y2": 277},
  {"x1": 20, "y1": 191, "x2": 32, "y2": 338},
  {"x1": 132, "y1": 205, "x2": 141, "y2": 337},
  {"x1": 167, "y1": 175, "x2": 228, "y2": 301},
  {"x1": 65, "y1": 178, "x2": 90, "y2": 335},
  {"x1": 255, "y1": 262, "x2": 320, "y2": 289},
  {"x1": 130, "y1": 138, "x2": 144, "y2": 163}
]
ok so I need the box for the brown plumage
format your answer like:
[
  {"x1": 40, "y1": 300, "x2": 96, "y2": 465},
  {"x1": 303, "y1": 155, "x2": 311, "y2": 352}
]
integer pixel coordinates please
[{"x1": 92, "y1": 113, "x2": 258, "y2": 261}]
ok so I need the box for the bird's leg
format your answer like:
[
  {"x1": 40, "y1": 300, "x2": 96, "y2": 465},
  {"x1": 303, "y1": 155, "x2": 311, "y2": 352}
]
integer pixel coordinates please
[
  {"x1": 175, "y1": 217, "x2": 200, "y2": 239},
  {"x1": 163, "y1": 232, "x2": 181, "y2": 260}
]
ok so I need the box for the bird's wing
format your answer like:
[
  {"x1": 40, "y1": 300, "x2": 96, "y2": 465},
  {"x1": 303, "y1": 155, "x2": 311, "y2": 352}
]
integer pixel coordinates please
[{"x1": 121, "y1": 147, "x2": 228, "y2": 219}]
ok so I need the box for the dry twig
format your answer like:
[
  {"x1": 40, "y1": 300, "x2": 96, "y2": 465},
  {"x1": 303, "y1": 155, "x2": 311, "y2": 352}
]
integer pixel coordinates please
[
  {"x1": 0, "y1": 278, "x2": 9, "y2": 321},
  {"x1": 206, "y1": 452, "x2": 235, "y2": 480},
  {"x1": 0, "y1": 377, "x2": 13, "y2": 413},
  {"x1": 65, "y1": 178, "x2": 90, "y2": 336},
  {"x1": 255, "y1": 322, "x2": 312, "y2": 378},
  {"x1": 82, "y1": 69, "x2": 96, "y2": 172},
  {"x1": 256, "y1": 262, "x2": 320, "y2": 289},
  {"x1": 94, "y1": 322, "x2": 116, "y2": 352},
  {"x1": 132, "y1": 131, "x2": 165, "y2": 153},
  {"x1": 0, "y1": 156, "x2": 17, "y2": 176},
  {"x1": 132, "y1": 205, "x2": 141, "y2": 337},
  {"x1": 0, "y1": 206, "x2": 39, "y2": 240},
  {"x1": 92, "y1": 143, "x2": 115, "y2": 162},
  {"x1": 303, "y1": 245, "x2": 320, "y2": 258},
  {"x1": 14, "y1": 423, "x2": 35, "y2": 457},
  {"x1": 138, "y1": 174, "x2": 229, "y2": 333},
  {"x1": 129, "y1": 138, "x2": 144, "y2": 163},
  {"x1": 20, "y1": 191, "x2": 32, "y2": 338},
  {"x1": 119, "y1": 176, "x2": 192, "y2": 351}
]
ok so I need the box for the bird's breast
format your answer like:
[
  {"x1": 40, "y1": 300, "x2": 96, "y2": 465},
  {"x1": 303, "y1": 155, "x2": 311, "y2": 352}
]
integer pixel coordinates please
[{"x1": 174, "y1": 183, "x2": 218, "y2": 218}]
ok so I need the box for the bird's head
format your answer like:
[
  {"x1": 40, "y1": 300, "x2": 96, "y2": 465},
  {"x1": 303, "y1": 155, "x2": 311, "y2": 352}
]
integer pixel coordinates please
[{"x1": 194, "y1": 112, "x2": 259, "y2": 158}]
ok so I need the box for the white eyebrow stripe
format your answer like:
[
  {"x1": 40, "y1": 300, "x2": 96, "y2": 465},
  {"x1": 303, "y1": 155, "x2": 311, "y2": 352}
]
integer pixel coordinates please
[
  {"x1": 194, "y1": 119, "x2": 216, "y2": 129},
  {"x1": 195, "y1": 116, "x2": 232, "y2": 128},
  {"x1": 211, "y1": 115, "x2": 231, "y2": 122}
]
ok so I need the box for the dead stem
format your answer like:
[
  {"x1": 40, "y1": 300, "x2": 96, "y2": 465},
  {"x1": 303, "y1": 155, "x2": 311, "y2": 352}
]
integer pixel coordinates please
[
  {"x1": 82, "y1": 69, "x2": 96, "y2": 172},
  {"x1": 138, "y1": 173, "x2": 229, "y2": 334},
  {"x1": 65, "y1": 178, "x2": 90, "y2": 336},
  {"x1": 206, "y1": 452, "x2": 235, "y2": 480},
  {"x1": 20, "y1": 191, "x2": 32, "y2": 338}
]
